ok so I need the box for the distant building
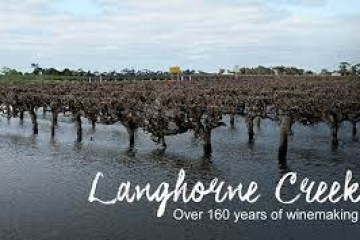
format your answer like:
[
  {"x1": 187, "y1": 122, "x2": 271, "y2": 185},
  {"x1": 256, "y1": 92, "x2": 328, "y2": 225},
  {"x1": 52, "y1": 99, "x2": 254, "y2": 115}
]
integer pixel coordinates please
[{"x1": 331, "y1": 71, "x2": 341, "y2": 76}]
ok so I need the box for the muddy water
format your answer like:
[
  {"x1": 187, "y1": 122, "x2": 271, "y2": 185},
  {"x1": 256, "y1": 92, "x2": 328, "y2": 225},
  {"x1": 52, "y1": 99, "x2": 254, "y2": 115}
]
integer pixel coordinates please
[{"x1": 0, "y1": 113, "x2": 359, "y2": 240}]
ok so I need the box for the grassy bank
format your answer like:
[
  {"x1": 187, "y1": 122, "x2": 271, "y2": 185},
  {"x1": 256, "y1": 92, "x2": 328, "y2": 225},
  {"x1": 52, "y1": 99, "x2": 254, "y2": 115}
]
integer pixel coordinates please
[{"x1": 0, "y1": 75, "x2": 78, "y2": 85}]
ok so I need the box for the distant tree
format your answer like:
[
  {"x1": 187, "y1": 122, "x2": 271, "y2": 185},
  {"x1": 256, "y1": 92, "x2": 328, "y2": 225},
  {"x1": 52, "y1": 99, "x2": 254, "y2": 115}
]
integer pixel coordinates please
[
  {"x1": 61, "y1": 68, "x2": 72, "y2": 76},
  {"x1": 356, "y1": 64, "x2": 360, "y2": 75},
  {"x1": 1, "y1": 67, "x2": 11, "y2": 75},
  {"x1": 183, "y1": 69, "x2": 196, "y2": 75},
  {"x1": 121, "y1": 68, "x2": 135, "y2": 76},
  {"x1": 109, "y1": 70, "x2": 117, "y2": 77},
  {"x1": 320, "y1": 69, "x2": 331, "y2": 76},
  {"x1": 305, "y1": 70, "x2": 315, "y2": 76},
  {"x1": 31, "y1": 63, "x2": 38, "y2": 69},
  {"x1": 256, "y1": 66, "x2": 274, "y2": 75},
  {"x1": 273, "y1": 66, "x2": 286, "y2": 75},
  {"x1": 87, "y1": 70, "x2": 93, "y2": 77},
  {"x1": 43, "y1": 67, "x2": 60, "y2": 75},
  {"x1": 297, "y1": 68, "x2": 305, "y2": 75},
  {"x1": 339, "y1": 62, "x2": 350, "y2": 76},
  {"x1": 76, "y1": 68, "x2": 86, "y2": 77},
  {"x1": 156, "y1": 70, "x2": 164, "y2": 76},
  {"x1": 218, "y1": 69, "x2": 225, "y2": 75},
  {"x1": 239, "y1": 67, "x2": 246, "y2": 75},
  {"x1": 283, "y1": 67, "x2": 300, "y2": 75},
  {"x1": 1, "y1": 67, "x2": 23, "y2": 75},
  {"x1": 31, "y1": 63, "x2": 43, "y2": 75},
  {"x1": 348, "y1": 64, "x2": 360, "y2": 76}
]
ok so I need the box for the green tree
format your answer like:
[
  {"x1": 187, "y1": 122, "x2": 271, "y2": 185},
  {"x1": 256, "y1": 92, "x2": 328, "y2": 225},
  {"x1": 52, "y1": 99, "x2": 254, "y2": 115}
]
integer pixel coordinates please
[
  {"x1": 356, "y1": 64, "x2": 360, "y2": 75},
  {"x1": 1, "y1": 67, "x2": 23, "y2": 75},
  {"x1": 339, "y1": 62, "x2": 350, "y2": 76},
  {"x1": 320, "y1": 69, "x2": 331, "y2": 76},
  {"x1": 273, "y1": 66, "x2": 285, "y2": 75},
  {"x1": 61, "y1": 68, "x2": 72, "y2": 76},
  {"x1": 349, "y1": 65, "x2": 357, "y2": 76},
  {"x1": 305, "y1": 70, "x2": 314, "y2": 76},
  {"x1": 31, "y1": 63, "x2": 42, "y2": 75},
  {"x1": 349, "y1": 64, "x2": 360, "y2": 76}
]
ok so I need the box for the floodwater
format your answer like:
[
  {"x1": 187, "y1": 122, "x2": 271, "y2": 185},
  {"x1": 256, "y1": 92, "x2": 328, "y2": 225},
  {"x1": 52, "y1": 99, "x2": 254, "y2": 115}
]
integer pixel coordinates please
[{"x1": 0, "y1": 112, "x2": 359, "y2": 240}]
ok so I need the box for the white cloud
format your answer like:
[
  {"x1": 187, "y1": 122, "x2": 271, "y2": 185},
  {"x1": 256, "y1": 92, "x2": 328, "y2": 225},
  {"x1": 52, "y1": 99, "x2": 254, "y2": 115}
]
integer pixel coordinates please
[
  {"x1": 287, "y1": 0, "x2": 327, "y2": 6},
  {"x1": 0, "y1": 0, "x2": 359, "y2": 71}
]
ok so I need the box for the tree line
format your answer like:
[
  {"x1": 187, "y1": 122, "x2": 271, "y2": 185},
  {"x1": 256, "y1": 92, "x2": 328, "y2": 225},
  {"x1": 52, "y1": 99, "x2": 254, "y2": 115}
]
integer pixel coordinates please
[
  {"x1": 220, "y1": 62, "x2": 360, "y2": 76},
  {"x1": 1, "y1": 62, "x2": 359, "y2": 78}
]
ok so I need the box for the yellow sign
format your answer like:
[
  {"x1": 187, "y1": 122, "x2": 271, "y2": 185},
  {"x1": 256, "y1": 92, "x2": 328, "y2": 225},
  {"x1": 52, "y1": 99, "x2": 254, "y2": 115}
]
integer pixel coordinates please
[{"x1": 170, "y1": 66, "x2": 181, "y2": 74}]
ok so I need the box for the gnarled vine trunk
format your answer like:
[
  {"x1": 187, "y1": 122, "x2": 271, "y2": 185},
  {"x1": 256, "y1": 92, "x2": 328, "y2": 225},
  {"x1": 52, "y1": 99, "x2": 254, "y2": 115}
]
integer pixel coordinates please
[
  {"x1": 352, "y1": 121, "x2": 357, "y2": 140},
  {"x1": 51, "y1": 110, "x2": 58, "y2": 137},
  {"x1": 230, "y1": 113, "x2": 235, "y2": 128},
  {"x1": 278, "y1": 116, "x2": 291, "y2": 165},
  {"x1": 19, "y1": 110, "x2": 24, "y2": 126},
  {"x1": 246, "y1": 115, "x2": 255, "y2": 142},
  {"x1": 74, "y1": 112, "x2": 82, "y2": 142},
  {"x1": 203, "y1": 127, "x2": 212, "y2": 157},
  {"x1": 126, "y1": 126, "x2": 136, "y2": 149},
  {"x1": 330, "y1": 113, "x2": 339, "y2": 146},
  {"x1": 255, "y1": 117, "x2": 261, "y2": 129},
  {"x1": 29, "y1": 107, "x2": 38, "y2": 135}
]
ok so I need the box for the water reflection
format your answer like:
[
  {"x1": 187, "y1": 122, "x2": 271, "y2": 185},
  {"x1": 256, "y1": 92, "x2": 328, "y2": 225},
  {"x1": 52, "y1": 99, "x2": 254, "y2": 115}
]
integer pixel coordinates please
[
  {"x1": 248, "y1": 139, "x2": 255, "y2": 151},
  {"x1": 200, "y1": 156, "x2": 213, "y2": 172},
  {"x1": 48, "y1": 139, "x2": 61, "y2": 156},
  {"x1": 278, "y1": 158, "x2": 289, "y2": 175},
  {"x1": 148, "y1": 149, "x2": 214, "y2": 173},
  {"x1": 126, "y1": 147, "x2": 137, "y2": 157},
  {"x1": 0, "y1": 115, "x2": 359, "y2": 240},
  {"x1": 73, "y1": 141, "x2": 83, "y2": 152}
]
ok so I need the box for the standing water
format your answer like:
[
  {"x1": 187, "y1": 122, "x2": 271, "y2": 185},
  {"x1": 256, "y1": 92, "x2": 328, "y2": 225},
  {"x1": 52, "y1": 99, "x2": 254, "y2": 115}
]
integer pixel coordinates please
[{"x1": 0, "y1": 113, "x2": 359, "y2": 240}]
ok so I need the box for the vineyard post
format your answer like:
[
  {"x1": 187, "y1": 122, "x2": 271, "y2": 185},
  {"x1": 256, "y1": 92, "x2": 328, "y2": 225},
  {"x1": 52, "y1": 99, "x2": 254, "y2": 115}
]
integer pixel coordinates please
[
  {"x1": 278, "y1": 115, "x2": 291, "y2": 165},
  {"x1": 29, "y1": 107, "x2": 38, "y2": 135}
]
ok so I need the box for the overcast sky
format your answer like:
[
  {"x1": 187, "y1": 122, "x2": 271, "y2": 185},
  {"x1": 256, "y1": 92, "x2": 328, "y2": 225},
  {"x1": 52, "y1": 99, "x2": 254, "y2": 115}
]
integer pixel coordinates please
[{"x1": 0, "y1": 0, "x2": 359, "y2": 72}]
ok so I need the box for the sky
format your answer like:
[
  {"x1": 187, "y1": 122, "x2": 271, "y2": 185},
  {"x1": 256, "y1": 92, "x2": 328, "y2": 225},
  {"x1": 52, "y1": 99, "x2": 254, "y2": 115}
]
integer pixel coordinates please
[{"x1": 0, "y1": 0, "x2": 359, "y2": 73}]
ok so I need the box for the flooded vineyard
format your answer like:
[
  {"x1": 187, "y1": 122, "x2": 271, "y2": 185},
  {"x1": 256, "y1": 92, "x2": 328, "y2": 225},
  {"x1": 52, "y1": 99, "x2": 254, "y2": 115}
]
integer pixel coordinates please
[{"x1": 0, "y1": 76, "x2": 360, "y2": 240}]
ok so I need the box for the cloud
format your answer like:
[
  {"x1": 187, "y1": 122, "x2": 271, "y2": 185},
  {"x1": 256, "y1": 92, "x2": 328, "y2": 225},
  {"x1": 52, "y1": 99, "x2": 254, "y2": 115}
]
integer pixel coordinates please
[
  {"x1": 287, "y1": 0, "x2": 327, "y2": 6},
  {"x1": 0, "y1": 0, "x2": 359, "y2": 71}
]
